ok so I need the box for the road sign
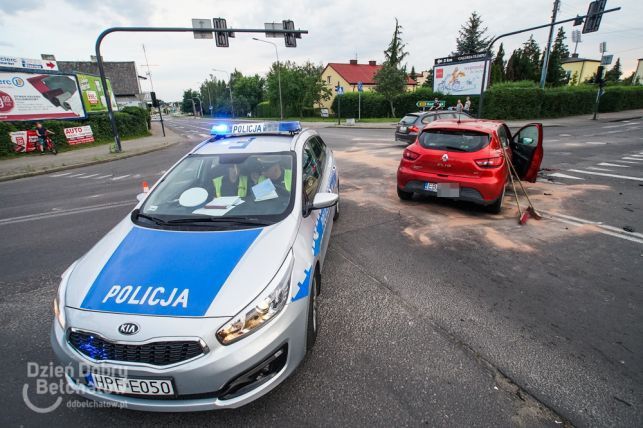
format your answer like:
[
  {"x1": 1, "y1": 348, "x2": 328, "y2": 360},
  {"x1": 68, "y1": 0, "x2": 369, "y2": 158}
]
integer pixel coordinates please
[
  {"x1": 601, "y1": 54, "x2": 613, "y2": 65},
  {"x1": 571, "y1": 30, "x2": 581, "y2": 43},
  {"x1": 416, "y1": 100, "x2": 431, "y2": 108},
  {"x1": 335, "y1": 86, "x2": 344, "y2": 95},
  {"x1": 213, "y1": 18, "x2": 229, "y2": 47},
  {"x1": 357, "y1": 81, "x2": 363, "y2": 92},
  {"x1": 599, "y1": 41, "x2": 607, "y2": 53},
  {"x1": 583, "y1": 0, "x2": 607, "y2": 34},
  {"x1": 191, "y1": 19, "x2": 213, "y2": 39}
]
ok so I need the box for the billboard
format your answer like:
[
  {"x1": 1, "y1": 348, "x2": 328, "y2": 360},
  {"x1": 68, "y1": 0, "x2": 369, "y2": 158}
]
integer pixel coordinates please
[
  {"x1": 0, "y1": 71, "x2": 86, "y2": 121},
  {"x1": 64, "y1": 125, "x2": 95, "y2": 144},
  {"x1": 77, "y1": 73, "x2": 118, "y2": 113},
  {"x1": 433, "y1": 59, "x2": 490, "y2": 95},
  {"x1": 9, "y1": 130, "x2": 39, "y2": 152},
  {"x1": 0, "y1": 55, "x2": 58, "y2": 71}
]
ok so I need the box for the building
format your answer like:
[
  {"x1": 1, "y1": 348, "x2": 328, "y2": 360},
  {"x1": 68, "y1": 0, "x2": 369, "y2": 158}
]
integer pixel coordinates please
[
  {"x1": 57, "y1": 60, "x2": 143, "y2": 106},
  {"x1": 319, "y1": 60, "x2": 417, "y2": 109},
  {"x1": 415, "y1": 70, "x2": 432, "y2": 87},
  {"x1": 561, "y1": 55, "x2": 601, "y2": 85}
]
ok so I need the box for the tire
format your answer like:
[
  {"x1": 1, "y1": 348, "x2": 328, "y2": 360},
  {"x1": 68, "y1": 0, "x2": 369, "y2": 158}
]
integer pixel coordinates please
[
  {"x1": 333, "y1": 179, "x2": 340, "y2": 221},
  {"x1": 397, "y1": 186, "x2": 413, "y2": 201},
  {"x1": 486, "y1": 184, "x2": 505, "y2": 214},
  {"x1": 305, "y1": 271, "x2": 320, "y2": 352}
]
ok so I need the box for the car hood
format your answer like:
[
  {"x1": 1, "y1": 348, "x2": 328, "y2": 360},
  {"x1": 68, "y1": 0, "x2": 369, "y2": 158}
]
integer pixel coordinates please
[{"x1": 65, "y1": 215, "x2": 298, "y2": 318}]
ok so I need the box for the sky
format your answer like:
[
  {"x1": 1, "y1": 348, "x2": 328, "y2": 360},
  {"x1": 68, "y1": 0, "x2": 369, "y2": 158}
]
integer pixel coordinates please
[{"x1": 1, "y1": 0, "x2": 641, "y2": 101}]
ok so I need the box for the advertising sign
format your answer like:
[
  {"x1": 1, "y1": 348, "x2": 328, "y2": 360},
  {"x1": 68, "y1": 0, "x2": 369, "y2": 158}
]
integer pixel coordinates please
[
  {"x1": 0, "y1": 71, "x2": 86, "y2": 121},
  {"x1": 0, "y1": 55, "x2": 58, "y2": 71},
  {"x1": 433, "y1": 59, "x2": 490, "y2": 95},
  {"x1": 9, "y1": 130, "x2": 39, "y2": 152},
  {"x1": 64, "y1": 125, "x2": 94, "y2": 145},
  {"x1": 76, "y1": 73, "x2": 118, "y2": 113}
]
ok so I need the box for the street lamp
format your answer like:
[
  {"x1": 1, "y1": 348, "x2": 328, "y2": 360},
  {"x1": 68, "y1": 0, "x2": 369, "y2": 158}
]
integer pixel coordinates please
[
  {"x1": 212, "y1": 68, "x2": 234, "y2": 118},
  {"x1": 252, "y1": 37, "x2": 283, "y2": 119}
]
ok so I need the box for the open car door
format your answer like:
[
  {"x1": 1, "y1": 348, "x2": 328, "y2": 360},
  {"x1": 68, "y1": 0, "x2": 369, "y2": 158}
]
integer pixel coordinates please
[{"x1": 510, "y1": 123, "x2": 543, "y2": 183}]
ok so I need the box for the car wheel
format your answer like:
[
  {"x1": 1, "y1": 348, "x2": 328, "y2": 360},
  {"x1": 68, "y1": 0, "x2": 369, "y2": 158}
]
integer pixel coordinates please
[
  {"x1": 486, "y1": 184, "x2": 506, "y2": 214},
  {"x1": 333, "y1": 180, "x2": 340, "y2": 221},
  {"x1": 306, "y1": 270, "x2": 320, "y2": 352},
  {"x1": 397, "y1": 187, "x2": 413, "y2": 201}
]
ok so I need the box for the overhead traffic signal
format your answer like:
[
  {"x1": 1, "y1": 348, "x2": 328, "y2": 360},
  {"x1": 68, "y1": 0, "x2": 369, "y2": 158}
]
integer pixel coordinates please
[
  {"x1": 283, "y1": 20, "x2": 297, "y2": 47},
  {"x1": 583, "y1": 0, "x2": 607, "y2": 34},
  {"x1": 213, "y1": 18, "x2": 229, "y2": 47}
]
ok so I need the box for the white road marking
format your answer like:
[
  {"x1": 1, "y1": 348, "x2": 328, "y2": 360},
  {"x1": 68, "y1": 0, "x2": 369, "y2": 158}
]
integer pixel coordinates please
[
  {"x1": 586, "y1": 167, "x2": 613, "y2": 171},
  {"x1": 602, "y1": 123, "x2": 629, "y2": 129},
  {"x1": 112, "y1": 175, "x2": 131, "y2": 180},
  {"x1": 558, "y1": 133, "x2": 572, "y2": 137},
  {"x1": 50, "y1": 172, "x2": 71, "y2": 177},
  {"x1": 586, "y1": 141, "x2": 607, "y2": 145},
  {"x1": 629, "y1": 154, "x2": 643, "y2": 158},
  {"x1": 67, "y1": 173, "x2": 85, "y2": 178},
  {"x1": 618, "y1": 160, "x2": 642, "y2": 164},
  {"x1": 543, "y1": 211, "x2": 643, "y2": 244},
  {"x1": 199, "y1": 133, "x2": 209, "y2": 138},
  {"x1": 94, "y1": 174, "x2": 112, "y2": 179},
  {"x1": 82, "y1": 173, "x2": 98, "y2": 178},
  {"x1": 567, "y1": 169, "x2": 643, "y2": 182},
  {"x1": 598, "y1": 162, "x2": 629, "y2": 168},
  {"x1": 0, "y1": 201, "x2": 134, "y2": 226},
  {"x1": 564, "y1": 142, "x2": 583, "y2": 147},
  {"x1": 548, "y1": 172, "x2": 584, "y2": 180},
  {"x1": 621, "y1": 157, "x2": 643, "y2": 161},
  {"x1": 547, "y1": 139, "x2": 560, "y2": 142}
]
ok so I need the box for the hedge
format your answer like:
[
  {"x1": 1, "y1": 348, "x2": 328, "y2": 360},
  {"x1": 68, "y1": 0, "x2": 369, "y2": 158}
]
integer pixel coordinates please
[
  {"x1": 326, "y1": 84, "x2": 643, "y2": 120},
  {"x1": 0, "y1": 107, "x2": 150, "y2": 156}
]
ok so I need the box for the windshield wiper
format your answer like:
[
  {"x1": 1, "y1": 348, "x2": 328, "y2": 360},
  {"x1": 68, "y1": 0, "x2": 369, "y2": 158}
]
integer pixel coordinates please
[
  {"x1": 166, "y1": 216, "x2": 271, "y2": 226},
  {"x1": 132, "y1": 210, "x2": 168, "y2": 226}
]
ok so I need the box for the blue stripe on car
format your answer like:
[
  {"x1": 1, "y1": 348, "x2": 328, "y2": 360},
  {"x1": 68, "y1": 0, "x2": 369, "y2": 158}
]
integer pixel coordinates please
[{"x1": 80, "y1": 226, "x2": 262, "y2": 316}]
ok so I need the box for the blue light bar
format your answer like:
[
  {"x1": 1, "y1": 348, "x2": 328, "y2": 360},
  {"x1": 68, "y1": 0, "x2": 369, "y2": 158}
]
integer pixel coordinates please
[{"x1": 210, "y1": 121, "x2": 301, "y2": 137}]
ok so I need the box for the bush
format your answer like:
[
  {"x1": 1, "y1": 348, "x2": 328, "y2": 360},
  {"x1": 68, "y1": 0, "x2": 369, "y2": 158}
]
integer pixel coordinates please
[
  {"x1": 256, "y1": 101, "x2": 279, "y2": 118},
  {"x1": 0, "y1": 107, "x2": 150, "y2": 157}
]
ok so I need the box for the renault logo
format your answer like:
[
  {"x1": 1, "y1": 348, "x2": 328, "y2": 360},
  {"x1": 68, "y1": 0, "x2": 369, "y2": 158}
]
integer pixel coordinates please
[
  {"x1": 441, "y1": 153, "x2": 449, "y2": 162},
  {"x1": 118, "y1": 323, "x2": 139, "y2": 335}
]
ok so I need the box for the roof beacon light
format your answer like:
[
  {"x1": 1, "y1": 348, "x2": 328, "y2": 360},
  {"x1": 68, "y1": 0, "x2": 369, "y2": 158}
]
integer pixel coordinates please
[{"x1": 210, "y1": 121, "x2": 301, "y2": 137}]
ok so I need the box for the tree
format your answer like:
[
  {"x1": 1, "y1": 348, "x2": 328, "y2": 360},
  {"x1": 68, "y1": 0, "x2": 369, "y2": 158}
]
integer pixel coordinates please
[
  {"x1": 374, "y1": 63, "x2": 407, "y2": 117},
  {"x1": 604, "y1": 57, "x2": 622, "y2": 82},
  {"x1": 570, "y1": 71, "x2": 579, "y2": 86},
  {"x1": 383, "y1": 18, "x2": 408, "y2": 69},
  {"x1": 410, "y1": 66, "x2": 417, "y2": 83},
  {"x1": 490, "y1": 43, "x2": 506, "y2": 85},
  {"x1": 180, "y1": 89, "x2": 200, "y2": 114},
  {"x1": 232, "y1": 73, "x2": 265, "y2": 116},
  {"x1": 622, "y1": 71, "x2": 640, "y2": 85},
  {"x1": 421, "y1": 69, "x2": 434, "y2": 88},
  {"x1": 266, "y1": 61, "x2": 331, "y2": 117},
  {"x1": 545, "y1": 27, "x2": 570, "y2": 86},
  {"x1": 454, "y1": 11, "x2": 491, "y2": 55}
]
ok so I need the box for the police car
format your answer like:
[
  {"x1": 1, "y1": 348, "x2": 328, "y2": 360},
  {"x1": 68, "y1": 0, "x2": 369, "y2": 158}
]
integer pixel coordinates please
[{"x1": 51, "y1": 121, "x2": 340, "y2": 410}]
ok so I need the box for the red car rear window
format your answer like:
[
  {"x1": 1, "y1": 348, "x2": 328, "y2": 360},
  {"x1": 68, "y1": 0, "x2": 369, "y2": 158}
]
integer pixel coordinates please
[{"x1": 418, "y1": 129, "x2": 490, "y2": 152}]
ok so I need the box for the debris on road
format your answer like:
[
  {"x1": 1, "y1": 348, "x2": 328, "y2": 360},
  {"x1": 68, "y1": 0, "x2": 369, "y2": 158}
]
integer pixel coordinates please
[{"x1": 623, "y1": 226, "x2": 635, "y2": 233}]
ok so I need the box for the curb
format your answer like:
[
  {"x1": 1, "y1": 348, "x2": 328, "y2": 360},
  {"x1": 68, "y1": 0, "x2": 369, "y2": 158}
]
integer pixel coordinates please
[{"x1": 0, "y1": 139, "x2": 181, "y2": 183}]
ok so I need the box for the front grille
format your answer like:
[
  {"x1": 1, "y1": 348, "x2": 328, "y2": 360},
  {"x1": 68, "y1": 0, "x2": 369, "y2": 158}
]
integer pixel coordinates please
[{"x1": 68, "y1": 330, "x2": 204, "y2": 366}]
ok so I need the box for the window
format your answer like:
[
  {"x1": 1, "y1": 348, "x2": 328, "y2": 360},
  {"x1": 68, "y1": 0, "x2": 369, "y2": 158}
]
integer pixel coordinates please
[
  {"x1": 327, "y1": 75, "x2": 331, "y2": 84},
  {"x1": 302, "y1": 143, "x2": 320, "y2": 202},
  {"x1": 400, "y1": 115, "x2": 419, "y2": 125},
  {"x1": 418, "y1": 129, "x2": 490, "y2": 152},
  {"x1": 310, "y1": 137, "x2": 327, "y2": 173},
  {"x1": 497, "y1": 125, "x2": 510, "y2": 148},
  {"x1": 420, "y1": 115, "x2": 436, "y2": 124}
]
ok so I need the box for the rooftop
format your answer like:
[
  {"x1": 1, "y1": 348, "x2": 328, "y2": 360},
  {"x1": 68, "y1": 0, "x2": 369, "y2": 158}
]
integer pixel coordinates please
[
  {"x1": 326, "y1": 61, "x2": 416, "y2": 85},
  {"x1": 561, "y1": 57, "x2": 601, "y2": 64}
]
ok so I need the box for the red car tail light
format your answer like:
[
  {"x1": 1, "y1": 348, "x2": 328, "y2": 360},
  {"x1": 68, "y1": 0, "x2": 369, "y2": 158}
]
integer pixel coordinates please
[
  {"x1": 409, "y1": 125, "x2": 419, "y2": 133},
  {"x1": 403, "y1": 149, "x2": 420, "y2": 161},
  {"x1": 475, "y1": 157, "x2": 503, "y2": 168}
]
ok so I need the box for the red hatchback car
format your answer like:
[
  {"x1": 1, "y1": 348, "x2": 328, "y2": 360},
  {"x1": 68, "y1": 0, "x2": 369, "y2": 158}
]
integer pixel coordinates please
[{"x1": 396, "y1": 119, "x2": 544, "y2": 213}]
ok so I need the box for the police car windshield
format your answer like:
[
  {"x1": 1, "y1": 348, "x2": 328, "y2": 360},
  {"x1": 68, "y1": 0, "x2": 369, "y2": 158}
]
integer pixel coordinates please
[{"x1": 139, "y1": 152, "x2": 295, "y2": 228}]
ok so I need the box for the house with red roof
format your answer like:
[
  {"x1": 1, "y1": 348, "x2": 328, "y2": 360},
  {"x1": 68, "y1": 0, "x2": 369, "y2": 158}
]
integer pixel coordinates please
[{"x1": 319, "y1": 60, "x2": 417, "y2": 110}]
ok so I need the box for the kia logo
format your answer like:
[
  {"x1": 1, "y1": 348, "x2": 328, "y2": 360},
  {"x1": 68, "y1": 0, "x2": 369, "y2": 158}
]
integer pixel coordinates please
[
  {"x1": 441, "y1": 153, "x2": 449, "y2": 162},
  {"x1": 118, "y1": 323, "x2": 139, "y2": 335}
]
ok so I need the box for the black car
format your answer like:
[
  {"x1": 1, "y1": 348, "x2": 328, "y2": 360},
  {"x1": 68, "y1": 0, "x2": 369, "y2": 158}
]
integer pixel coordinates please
[{"x1": 394, "y1": 110, "x2": 472, "y2": 145}]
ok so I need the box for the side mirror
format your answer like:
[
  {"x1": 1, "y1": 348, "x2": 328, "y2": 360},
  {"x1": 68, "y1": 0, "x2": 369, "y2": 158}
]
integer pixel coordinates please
[{"x1": 312, "y1": 192, "x2": 338, "y2": 210}]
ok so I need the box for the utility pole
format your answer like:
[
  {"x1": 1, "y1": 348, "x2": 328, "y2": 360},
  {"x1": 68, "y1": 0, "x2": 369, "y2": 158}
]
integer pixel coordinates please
[
  {"x1": 593, "y1": 42, "x2": 607, "y2": 120},
  {"x1": 539, "y1": 0, "x2": 560, "y2": 89},
  {"x1": 142, "y1": 44, "x2": 165, "y2": 137}
]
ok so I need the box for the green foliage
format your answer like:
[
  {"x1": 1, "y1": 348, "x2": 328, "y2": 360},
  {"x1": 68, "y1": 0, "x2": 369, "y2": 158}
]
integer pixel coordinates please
[
  {"x1": 0, "y1": 107, "x2": 150, "y2": 157},
  {"x1": 454, "y1": 11, "x2": 490, "y2": 55},
  {"x1": 265, "y1": 61, "x2": 330, "y2": 117},
  {"x1": 545, "y1": 28, "x2": 570, "y2": 86},
  {"x1": 421, "y1": 69, "x2": 434, "y2": 88},
  {"x1": 384, "y1": 18, "x2": 408, "y2": 68},
  {"x1": 181, "y1": 89, "x2": 200, "y2": 114},
  {"x1": 231, "y1": 73, "x2": 265, "y2": 116},
  {"x1": 604, "y1": 58, "x2": 622, "y2": 82},
  {"x1": 490, "y1": 43, "x2": 506, "y2": 85},
  {"x1": 374, "y1": 63, "x2": 408, "y2": 116}
]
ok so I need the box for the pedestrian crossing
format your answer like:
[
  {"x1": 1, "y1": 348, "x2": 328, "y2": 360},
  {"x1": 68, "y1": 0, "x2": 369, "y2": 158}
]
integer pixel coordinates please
[
  {"x1": 48, "y1": 170, "x2": 166, "y2": 182},
  {"x1": 542, "y1": 149, "x2": 643, "y2": 183}
]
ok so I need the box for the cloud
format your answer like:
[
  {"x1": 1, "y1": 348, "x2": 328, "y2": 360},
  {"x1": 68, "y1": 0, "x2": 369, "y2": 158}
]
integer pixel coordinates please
[{"x1": 0, "y1": 0, "x2": 44, "y2": 15}]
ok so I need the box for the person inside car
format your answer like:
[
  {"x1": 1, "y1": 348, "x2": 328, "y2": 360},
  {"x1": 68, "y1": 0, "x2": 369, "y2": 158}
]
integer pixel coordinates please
[{"x1": 212, "y1": 164, "x2": 248, "y2": 198}]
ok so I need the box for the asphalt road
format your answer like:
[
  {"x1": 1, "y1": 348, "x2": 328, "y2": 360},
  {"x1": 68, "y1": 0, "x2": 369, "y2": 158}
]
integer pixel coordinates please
[{"x1": 1, "y1": 116, "x2": 641, "y2": 427}]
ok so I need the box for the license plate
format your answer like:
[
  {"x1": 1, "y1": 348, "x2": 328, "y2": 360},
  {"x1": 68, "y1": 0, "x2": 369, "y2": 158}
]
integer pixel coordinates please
[
  {"x1": 424, "y1": 182, "x2": 438, "y2": 192},
  {"x1": 89, "y1": 373, "x2": 175, "y2": 396}
]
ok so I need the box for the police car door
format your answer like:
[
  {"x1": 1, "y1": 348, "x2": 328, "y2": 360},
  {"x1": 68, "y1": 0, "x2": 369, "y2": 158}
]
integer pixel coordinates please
[{"x1": 309, "y1": 136, "x2": 336, "y2": 267}]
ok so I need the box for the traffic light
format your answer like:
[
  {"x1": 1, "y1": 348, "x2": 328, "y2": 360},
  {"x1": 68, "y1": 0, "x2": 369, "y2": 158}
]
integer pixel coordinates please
[
  {"x1": 283, "y1": 20, "x2": 297, "y2": 47},
  {"x1": 583, "y1": 0, "x2": 607, "y2": 34},
  {"x1": 595, "y1": 65, "x2": 605, "y2": 84},
  {"x1": 213, "y1": 18, "x2": 229, "y2": 47},
  {"x1": 150, "y1": 91, "x2": 159, "y2": 108}
]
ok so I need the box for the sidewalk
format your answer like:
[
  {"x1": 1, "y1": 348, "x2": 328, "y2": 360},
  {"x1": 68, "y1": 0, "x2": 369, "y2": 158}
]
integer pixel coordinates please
[
  {"x1": 0, "y1": 122, "x2": 182, "y2": 182},
  {"x1": 304, "y1": 108, "x2": 643, "y2": 129}
]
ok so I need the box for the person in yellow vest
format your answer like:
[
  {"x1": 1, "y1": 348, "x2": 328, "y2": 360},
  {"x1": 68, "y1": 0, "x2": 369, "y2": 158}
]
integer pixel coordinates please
[
  {"x1": 212, "y1": 164, "x2": 248, "y2": 198},
  {"x1": 257, "y1": 157, "x2": 292, "y2": 194}
]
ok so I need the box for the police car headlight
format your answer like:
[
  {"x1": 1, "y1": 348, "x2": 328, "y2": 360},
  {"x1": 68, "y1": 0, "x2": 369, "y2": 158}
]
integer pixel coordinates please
[
  {"x1": 53, "y1": 261, "x2": 77, "y2": 330},
  {"x1": 216, "y1": 252, "x2": 294, "y2": 345}
]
